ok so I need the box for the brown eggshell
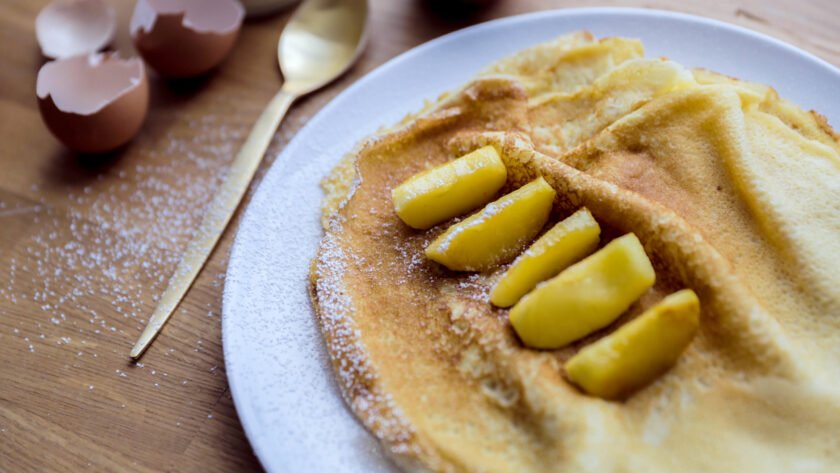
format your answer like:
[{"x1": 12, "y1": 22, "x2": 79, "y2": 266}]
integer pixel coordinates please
[
  {"x1": 130, "y1": 0, "x2": 244, "y2": 78},
  {"x1": 36, "y1": 0, "x2": 117, "y2": 59},
  {"x1": 36, "y1": 54, "x2": 149, "y2": 154}
]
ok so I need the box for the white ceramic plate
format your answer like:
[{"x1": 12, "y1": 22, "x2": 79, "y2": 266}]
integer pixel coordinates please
[{"x1": 223, "y1": 8, "x2": 840, "y2": 472}]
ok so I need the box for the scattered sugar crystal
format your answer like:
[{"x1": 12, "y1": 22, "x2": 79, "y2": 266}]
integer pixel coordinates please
[{"x1": 1, "y1": 113, "x2": 247, "y2": 357}]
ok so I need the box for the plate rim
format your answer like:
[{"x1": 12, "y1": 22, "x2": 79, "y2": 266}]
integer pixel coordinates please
[{"x1": 222, "y1": 7, "x2": 840, "y2": 472}]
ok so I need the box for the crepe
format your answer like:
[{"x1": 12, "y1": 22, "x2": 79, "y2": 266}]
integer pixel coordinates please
[{"x1": 310, "y1": 33, "x2": 840, "y2": 472}]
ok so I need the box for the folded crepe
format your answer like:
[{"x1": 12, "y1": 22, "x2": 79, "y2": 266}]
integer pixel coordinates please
[{"x1": 310, "y1": 32, "x2": 840, "y2": 472}]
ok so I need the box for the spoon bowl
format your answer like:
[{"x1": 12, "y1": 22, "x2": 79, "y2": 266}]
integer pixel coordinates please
[{"x1": 280, "y1": 0, "x2": 368, "y2": 94}]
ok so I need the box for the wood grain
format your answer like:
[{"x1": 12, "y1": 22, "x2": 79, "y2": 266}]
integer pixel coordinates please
[{"x1": 0, "y1": 0, "x2": 837, "y2": 471}]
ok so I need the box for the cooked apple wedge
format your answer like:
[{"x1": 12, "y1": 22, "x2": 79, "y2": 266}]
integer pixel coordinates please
[
  {"x1": 490, "y1": 208, "x2": 600, "y2": 308},
  {"x1": 392, "y1": 145, "x2": 507, "y2": 229},
  {"x1": 509, "y1": 233, "x2": 655, "y2": 349},
  {"x1": 425, "y1": 177, "x2": 555, "y2": 271},
  {"x1": 565, "y1": 289, "x2": 700, "y2": 399}
]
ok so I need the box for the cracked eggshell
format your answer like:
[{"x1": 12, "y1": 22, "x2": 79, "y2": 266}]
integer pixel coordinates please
[
  {"x1": 37, "y1": 54, "x2": 149, "y2": 154},
  {"x1": 36, "y1": 0, "x2": 117, "y2": 59},
  {"x1": 130, "y1": 0, "x2": 245, "y2": 78}
]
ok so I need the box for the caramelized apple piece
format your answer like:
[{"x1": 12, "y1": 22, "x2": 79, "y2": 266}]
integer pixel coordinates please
[
  {"x1": 565, "y1": 289, "x2": 700, "y2": 399},
  {"x1": 490, "y1": 208, "x2": 600, "y2": 308},
  {"x1": 509, "y1": 233, "x2": 655, "y2": 349},
  {"x1": 425, "y1": 177, "x2": 555, "y2": 271},
  {"x1": 392, "y1": 145, "x2": 507, "y2": 229}
]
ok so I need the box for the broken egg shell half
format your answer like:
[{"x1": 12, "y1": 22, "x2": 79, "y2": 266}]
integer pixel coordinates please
[
  {"x1": 37, "y1": 54, "x2": 149, "y2": 154},
  {"x1": 36, "y1": 0, "x2": 117, "y2": 59},
  {"x1": 130, "y1": 0, "x2": 245, "y2": 78}
]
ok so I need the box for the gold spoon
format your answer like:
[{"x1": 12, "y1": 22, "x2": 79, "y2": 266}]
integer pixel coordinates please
[{"x1": 130, "y1": 0, "x2": 369, "y2": 360}]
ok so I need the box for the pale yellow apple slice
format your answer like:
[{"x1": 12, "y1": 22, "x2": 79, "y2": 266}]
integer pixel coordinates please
[
  {"x1": 565, "y1": 289, "x2": 700, "y2": 399},
  {"x1": 392, "y1": 145, "x2": 507, "y2": 230},
  {"x1": 509, "y1": 233, "x2": 655, "y2": 349},
  {"x1": 490, "y1": 208, "x2": 600, "y2": 308},
  {"x1": 425, "y1": 177, "x2": 555, "y2": 271}
]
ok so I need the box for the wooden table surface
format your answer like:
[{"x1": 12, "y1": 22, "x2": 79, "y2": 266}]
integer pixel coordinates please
[{"x1": 1, "y1": 0, "x2": 837, "y2": 471}]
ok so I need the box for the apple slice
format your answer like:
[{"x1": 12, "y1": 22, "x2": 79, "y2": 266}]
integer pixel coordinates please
[
  {"x1": 509, "y1": 233, "x2": 655, "y2": 349},
  {"x1": 425, "y1": 177, "x2": 555, "y2": 271},
  {"x1": 490, "y1": 208, "x2": 600, "y2": 308},
  {"x1": 392, "y1": 145, "x2": 507, "y2": 230},
  {"x1": 565, "y1": 289, "x2": 700, "y2": 399}
]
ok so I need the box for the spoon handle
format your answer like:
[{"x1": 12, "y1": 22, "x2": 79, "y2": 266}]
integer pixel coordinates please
[{"x1": 130, "y1": 88, "x2": 297, "y2": 360}]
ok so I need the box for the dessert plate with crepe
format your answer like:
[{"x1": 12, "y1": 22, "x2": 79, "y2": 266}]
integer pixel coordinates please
[{"x1": 222, "y1": 8, "x2": 840, "y2": 473}]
